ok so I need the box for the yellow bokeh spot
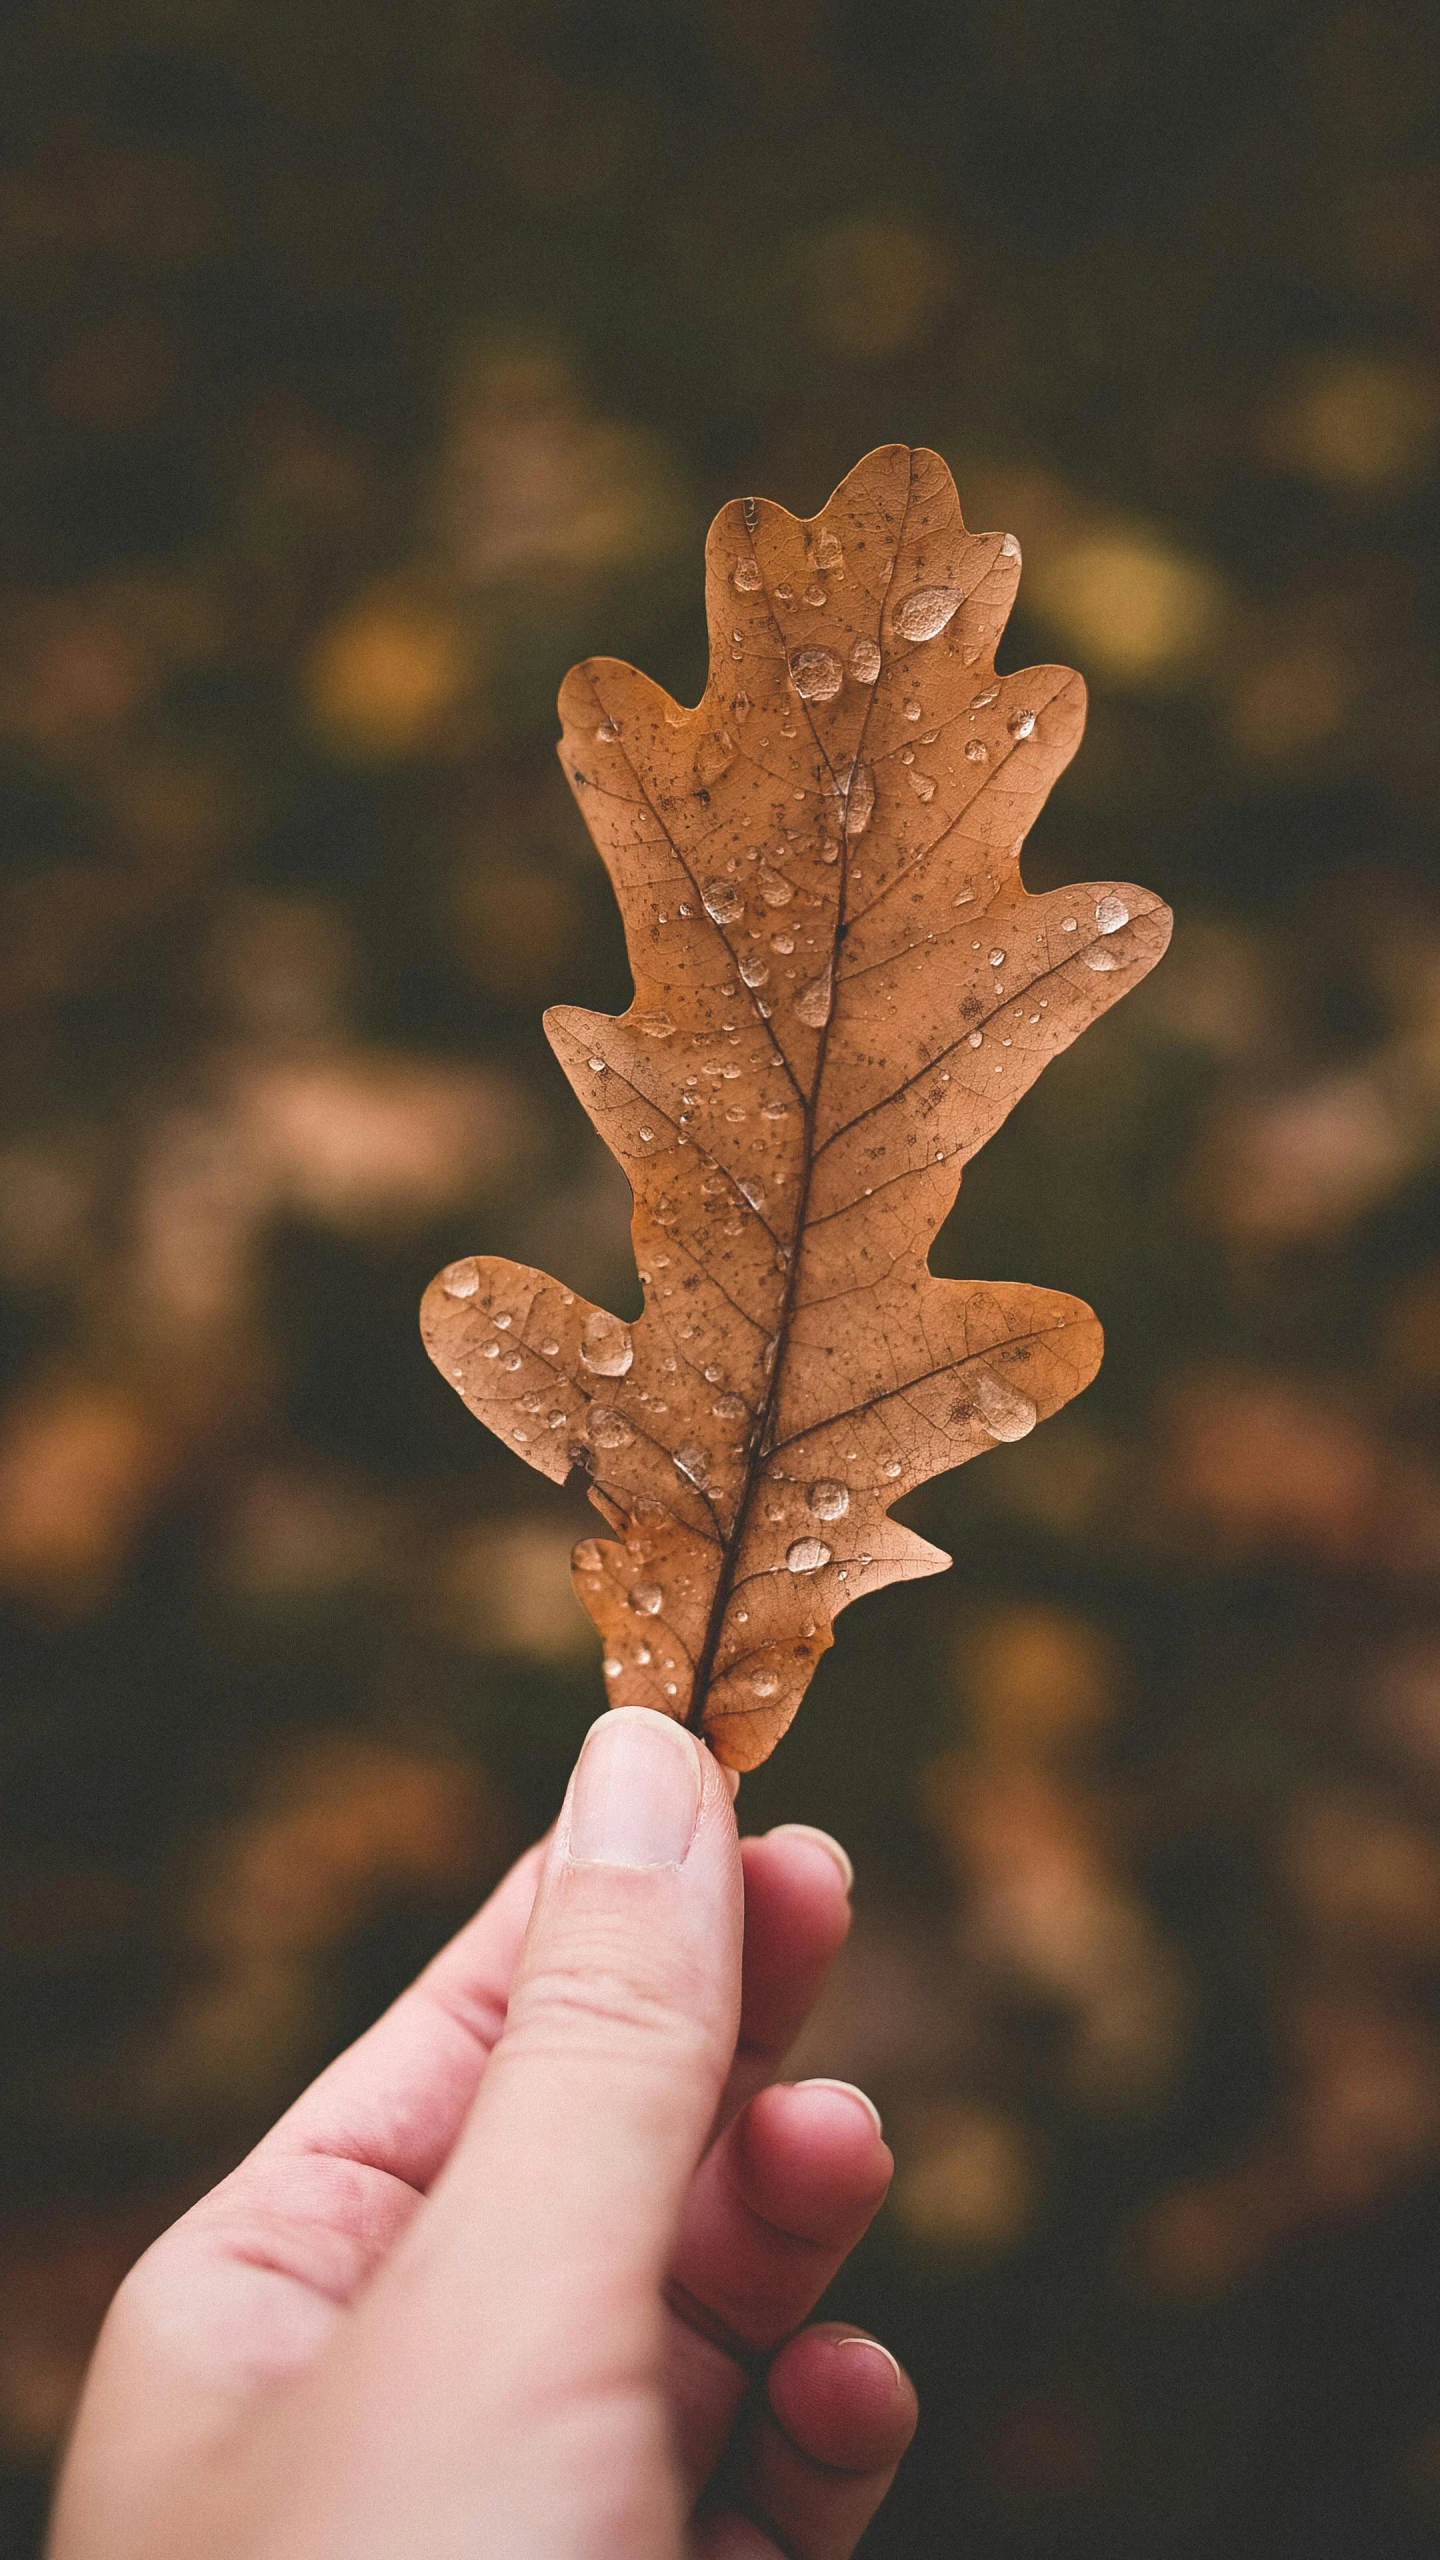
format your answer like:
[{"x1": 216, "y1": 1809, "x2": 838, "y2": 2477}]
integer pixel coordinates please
[
  {"x1": 1273, "y1": 354, "x2": 1439, "y2": 493},
  {"x1": 307, "y1": 587, "x2": 475, "y2": 755},
  {"x1": 893, "y1": 2102, "x2": 1037, "y2": 2252},
  {"x1": 1030, "y1": 530, "x2": 1227, "y2": 683}
]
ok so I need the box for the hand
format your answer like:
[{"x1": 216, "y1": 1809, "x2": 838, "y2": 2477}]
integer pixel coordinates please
[{"x1": 50, "y1": 1708, "x2": 915, "y2": 2558}]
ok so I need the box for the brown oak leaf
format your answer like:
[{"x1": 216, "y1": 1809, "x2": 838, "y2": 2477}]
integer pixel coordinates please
[{"x1": 422, "y1": 445, "x2": 1171, "y2": 1768}]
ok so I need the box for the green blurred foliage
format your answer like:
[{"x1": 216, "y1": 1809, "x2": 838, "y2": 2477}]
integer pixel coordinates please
[{"x1": 1, "y1": 1, "x2": 1439, "y2": 2551}]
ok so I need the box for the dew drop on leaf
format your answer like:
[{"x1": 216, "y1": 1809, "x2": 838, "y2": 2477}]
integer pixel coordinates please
[
  {"x1": 894, "y1": 584, "x2": 965, "y2": 641},
  {"x1": 786, "y1": 1537, "x2": 832, "y2": 1573},
  {"x1": 587, "y1": 1405, "x2": 635, "y2": 1450},
  {"x1": 849, "y1": 637, "x2": 881, "y2": 684},
  {"x1": 750, "y1": 1668, "x2": 780, "y2": 1696},
  {"x1": 845, "y1": 764, "x2": 874, "y2": 837},
  {"x1": 631, "y1": 1581, "x2": 663, "y2": 1615},
  {"x1": 703, "y1": 878, "x2": 744, "y2": 924},
  {"x1": 442, "y1": 1260, "x2": 479, "y2": 1298},
  {"x1": 580, "y1": 1310, "x2": 634, "y2": 1376},
  {"x1": 794, "y1": 966, "x2": 833, "y2": 1028},
  {"x1": 1095, "y1": 894, "x2": 1130, "y2": 933},
  {"x1": 808, "y1": 1479, "x2": 849, "y2": 1520},
  {"x1": 971, "y1": 1365, "x2": 1038, "y2": 1442}
]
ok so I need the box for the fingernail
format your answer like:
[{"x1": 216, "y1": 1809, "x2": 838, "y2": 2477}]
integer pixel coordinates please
[
  {"x1": 765, "y1": 1822, "x2": 854, "y2": 1894},
  {"x1": 795, "y1": 2078, "x2": 884, "y2": 2139},
  {"x1": 567, "y1": 1707, "x2": 703, "y2": 1870},
  {"x1": 834, "y1": 2336, "x2": 904, "y2": 2393}
]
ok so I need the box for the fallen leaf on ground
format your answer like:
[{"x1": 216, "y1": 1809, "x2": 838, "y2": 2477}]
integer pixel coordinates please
[{"x1": 423, "y1": 445, "x2": 1170, "y2": 1767}]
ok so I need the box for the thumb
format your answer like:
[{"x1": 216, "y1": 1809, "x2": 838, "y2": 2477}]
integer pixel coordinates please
[
  {"x1": 400, "y1": 1706, "x2": 742, "y2": 2377},
  {"x1": 215, "y1": 1714, "x2": 741, "y2": 2560}
]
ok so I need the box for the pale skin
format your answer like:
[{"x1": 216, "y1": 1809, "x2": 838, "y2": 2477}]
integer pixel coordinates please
[{"x1": 50, "y1": 1707, "x2": 916, "y2": 2559}]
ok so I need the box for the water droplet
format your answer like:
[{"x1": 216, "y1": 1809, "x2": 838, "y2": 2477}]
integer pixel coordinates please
[
  {"x1": 739, "y1": 1177, "x2": 765, "y2": 1210},
  {"x1": 441, "y1": 1259, "x2": 479, "y2": 1298},
  {"x1": 587, "y1": 1405, "x2": 635, "y2": 1451},
  {"x1": 808, "y1": 1478, "x2": 849, "y2": 1520},
  {"x1": 803, "y1": 580, "x2": 826, "y2": 608},
  {"x1": 699, "y1": 877, "x2": 741, "y2": 928},
  {"x1": 883, "y1": 1457, "x2": 903, "y2": 1478},
  {"x1": 970, "y1": 685, "x2": 1000, "y2": 708},
  {"x1": 597, "y1": 716, "x2": 621, "y2": 743},
  {"x1": 638, "y1": 1126, "x2": 655, "y2": 1144},
  {"x1": 631, "y1": 1581, "x2": 663, "y2": 1615},
  {"x1": 845, "y1": 763, "x2": 874, "y2": 837},
  {"x1": 849, "y1": 637, "x2": 881, "y2": 684},
  {"x1": 815, "y1": 525, "x2": 844, "y2": 568},
  {"x1": 794, "y1": 966, "x2": 833, "y2": 1028},
  {"x1": 788, "y1": 645, "x2": 844, "y2": 701},
  {"x1": 988, "y1": 948, "x2": 1006, "y2": 968},
  {"x1": 603, "y1": 1657, "x2": 623, "y2": 1678},
  {"x1": 674, "y1": 1444, "x2": 709, "y2": 1488},
  {"x1": 894, "y1": 584, "x2": 965, "y2": 641},
  {"x1": 739, "y1": 953, "x2": 769, "y2": 987},
  {"x1": 903, "y1": 699, "x2": 922, "y2": 722},
  {"x1": 1001, "y1": 534, "x2": 1020, "y2": 560},
  {"x1": 540, "y1": 1338, "x2": 559, "y2": 1356},
  {"x1": 587, "y1": 1055, "x2": 607, "y2": 1073},
  {"x1": 1061, "y1": 917, "x2": 1077, "y2": 932},
  {"x1": 787, "y1": 1537, "x2": 831, "y2": 1573},
  {"x1": 908, "y1": 770, "x2": 937, "y2": 802},
  {"x1": 579, "y1": 1310, "x2": 634, "y2": 1376},
  {"x1": 762, "y1": 1098, "x2": 788, "y2": 1119},
  {"x1": 758, "y1": 865, "x2": 793, "y2": 907},
  {"x1": 548, "y1": 1409, "x2": 566, "y2": 1427},
  {"x1": 968, "y1": 1030, "x2": 984, "y2": 1048},
  {"x1": 480, "y1": 1340, "x2": 499, "y2": 1358},
  {"x1": 502, "y1": 1352, "x2": 521, "y2": 1371},
  {"x1": 1084, "y1": 945, "x2": 1121, "y2": 970},
  {"x1": 492, "y1": 1311, "x2": 512, "y2": 1329},
  {"x1": 750, "y1": 1668, "x2": 780, "y2": 1697},
  {"x1": 965, "y1": 738, "x2": 988, "y2": 763},
  {"x1": 971, "y1": 1365, "x2": 1038, "y2": 1442},
  {"x1": 1007, "y1": 707, "x2": 1036, "y2": 740},
  {"x1": 638, "y1": 1010, "x2": 678, "y2": 1041},
  {"x1": 732, "y1": 556, "x2": 761, "y2": 592},
  {"x1": 1095, "y1": 893, "x2": 1130, "y2": 934},
  {"x1": 771, "y1": 931, "x2": 795, "y2": 954},
  {"x1": 713, "y1": 1390, "x2": 747, "y2": 1420}
]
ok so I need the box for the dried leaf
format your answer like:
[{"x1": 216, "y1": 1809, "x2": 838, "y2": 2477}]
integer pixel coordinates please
[{"x1": 422, "y1": 446, "x2": 1171, "y2": 1768}]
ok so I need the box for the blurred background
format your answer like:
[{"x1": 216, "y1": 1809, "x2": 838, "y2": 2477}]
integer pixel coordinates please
[{"x1": 1, "y1": 2, "x2": 1438, "y2": 2551}]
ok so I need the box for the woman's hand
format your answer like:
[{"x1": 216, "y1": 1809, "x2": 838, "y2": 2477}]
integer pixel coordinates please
[{"x1": 50, "y1": 1708, "x2": 915, "y2": 2558}]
